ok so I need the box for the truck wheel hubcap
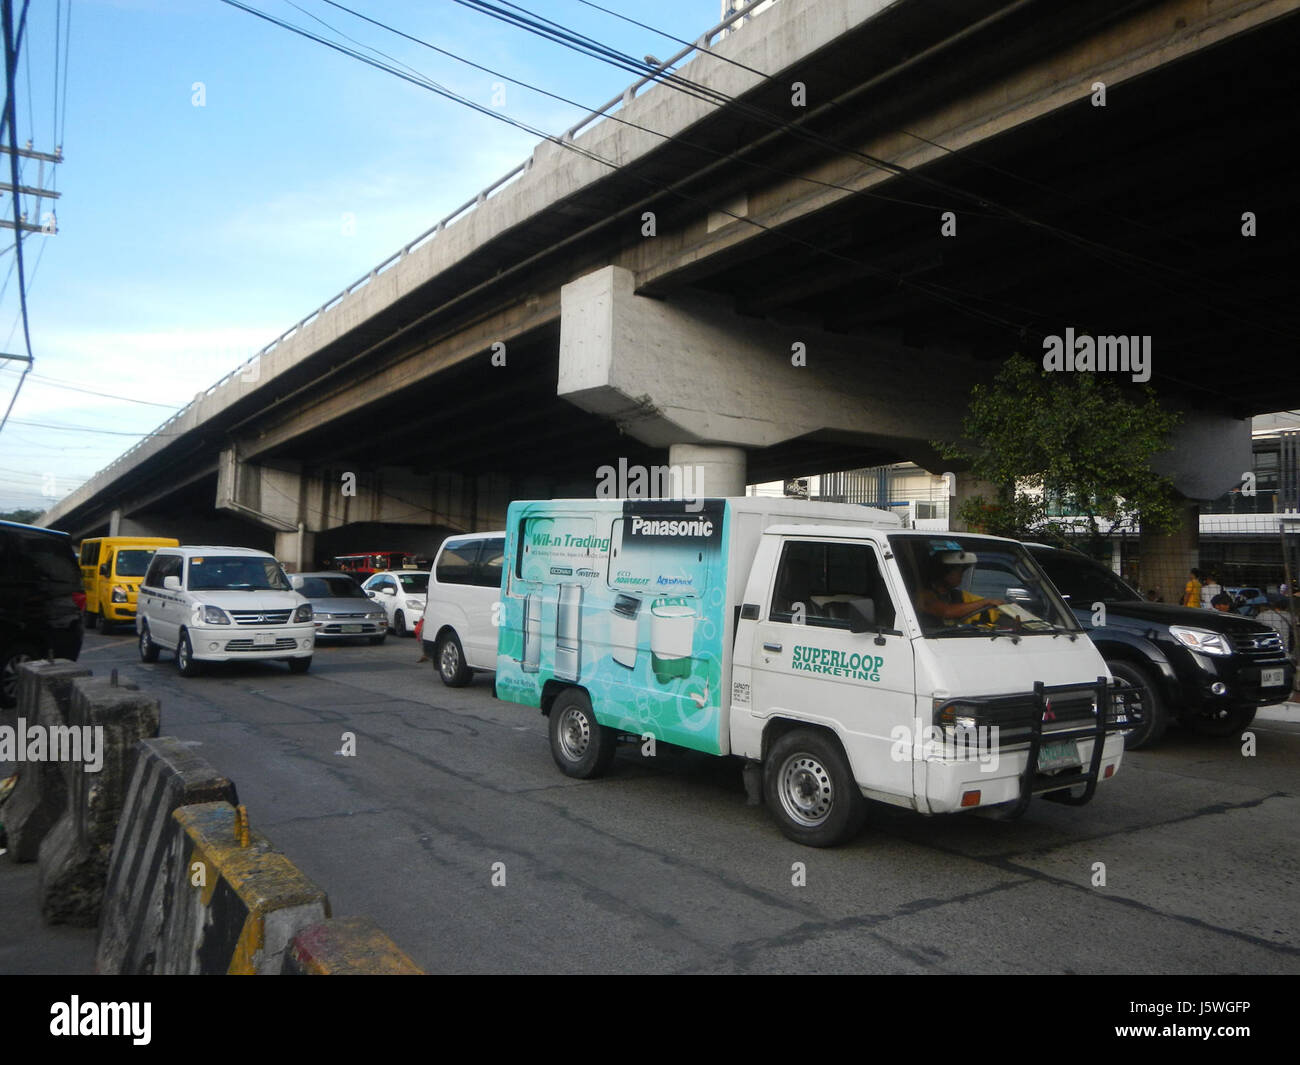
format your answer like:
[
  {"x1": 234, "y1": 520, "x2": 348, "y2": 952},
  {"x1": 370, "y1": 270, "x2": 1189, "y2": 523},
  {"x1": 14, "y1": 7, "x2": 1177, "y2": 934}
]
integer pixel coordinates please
[
  {"x1": 779, "y1": 754, "x2": 833, "y2": 826},
  {"x1": 558, "y1": 707, "x2": 590, "y2": 760},
  {"x1": 440, "y1": 642, "x2": 458, "y2": 676}
]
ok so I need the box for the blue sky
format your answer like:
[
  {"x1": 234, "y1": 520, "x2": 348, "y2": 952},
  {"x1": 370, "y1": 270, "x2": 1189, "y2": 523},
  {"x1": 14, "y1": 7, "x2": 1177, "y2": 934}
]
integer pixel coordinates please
[{"x1": 0, "y1": 0, "x2": 739, "y2": 510}]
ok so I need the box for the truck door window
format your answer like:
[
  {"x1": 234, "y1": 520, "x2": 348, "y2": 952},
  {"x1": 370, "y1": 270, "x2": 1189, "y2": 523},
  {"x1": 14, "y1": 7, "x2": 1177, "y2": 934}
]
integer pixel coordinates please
[{"x1": 770, "y1": 541, "x2": 896, "y2": 630}]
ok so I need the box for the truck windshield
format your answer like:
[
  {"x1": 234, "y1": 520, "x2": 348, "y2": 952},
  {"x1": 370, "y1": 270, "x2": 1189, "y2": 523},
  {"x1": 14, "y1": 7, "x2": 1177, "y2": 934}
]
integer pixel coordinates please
[
  {"x1": 114, "y1": 549, "x2": 155, "y2": 577},
  {"x1": 888, "y1": 534, "x2": 1080, "y2": 637}
]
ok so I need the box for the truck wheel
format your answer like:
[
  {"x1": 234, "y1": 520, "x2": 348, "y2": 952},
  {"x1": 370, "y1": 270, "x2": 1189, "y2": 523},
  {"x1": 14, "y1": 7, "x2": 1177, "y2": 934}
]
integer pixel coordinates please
[
  {"x1": 1188, "y1": 703, "x2": 1256, "y2": 738},
  {"x1": 176, "y1": 630, "x2": 202, "y2": 677},
  {"x1": 436, "y1": 632, "x2": 472, "y2": 687},
  {"x1": 1107, "y1": 661, "x2": 1168, "y2": 750},
  {"x1": 138, "y1": 622, "x2": 160, "y2": 663},
  {"x1": 288, "y1": 656, "x2": 312, "y2": 675},
  {"x1": 84, "y1": 610, "x2": 98, "y2": 631},
  {"x1": 764, "y1": 729, "x2": 867, "y2": 847},
  {"x1": 548, "y1": 689, "x2": 617, "y2": 779}
]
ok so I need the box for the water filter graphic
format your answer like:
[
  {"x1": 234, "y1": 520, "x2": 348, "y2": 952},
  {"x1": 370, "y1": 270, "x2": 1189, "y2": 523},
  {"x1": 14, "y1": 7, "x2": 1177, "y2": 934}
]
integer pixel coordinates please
[
  {"x1": 610, "y1": 594, "x2": 640, "y2": 669},
  {"x1": 555, "y1": 583, "x2": 583, "y2": 681},
  {"x1": 650, "y1": 599, "x2": 696, "y2": 683},
  {"x1": 521, "y1": 591, "x2": 542, "y2": 673}
]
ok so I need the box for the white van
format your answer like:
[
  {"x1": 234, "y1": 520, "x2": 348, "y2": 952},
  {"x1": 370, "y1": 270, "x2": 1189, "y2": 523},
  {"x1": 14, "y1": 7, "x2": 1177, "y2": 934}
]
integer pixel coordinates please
[
  {"x1": 137, "y1": 546, "x2": 315, "y2": 676},
  {"x1": 493, "y1": 498, "x2": 1128, "y2": 847},
  {"x1": 423, "y1": 532, "x2": 506, "y2": 686}
]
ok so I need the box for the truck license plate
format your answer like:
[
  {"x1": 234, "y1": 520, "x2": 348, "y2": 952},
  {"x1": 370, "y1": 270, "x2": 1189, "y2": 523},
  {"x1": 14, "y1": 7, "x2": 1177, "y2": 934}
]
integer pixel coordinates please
[
  {"x1": 254, "y1": 632, "x2": 275, "y2": 647},
  {"x1": 341, "y1": 625, "x2": 361, "y2": 633},
  {"x1": 1261, "y1": 667, "x2": 1284, "y2": 687},
  {"x1": 1038, "y1": 740, "x2": 1080, "y2": 772}
]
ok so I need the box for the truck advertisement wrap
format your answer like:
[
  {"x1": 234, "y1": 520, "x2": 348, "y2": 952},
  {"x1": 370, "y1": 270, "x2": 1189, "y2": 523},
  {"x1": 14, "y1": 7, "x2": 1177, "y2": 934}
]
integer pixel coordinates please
[{"x1": 497, "y1": 499, "x2": 729, "y2": 755}]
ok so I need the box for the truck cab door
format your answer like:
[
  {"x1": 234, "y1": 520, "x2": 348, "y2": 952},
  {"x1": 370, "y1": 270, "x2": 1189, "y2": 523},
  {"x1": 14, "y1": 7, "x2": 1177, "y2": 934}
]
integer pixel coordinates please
[{"x1": 748, "y1": 538, "x2": 916, "y2": 807}]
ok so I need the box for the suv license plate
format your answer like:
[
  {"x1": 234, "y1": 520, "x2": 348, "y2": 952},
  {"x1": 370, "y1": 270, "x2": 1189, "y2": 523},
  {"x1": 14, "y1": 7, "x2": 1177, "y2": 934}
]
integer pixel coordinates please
[
  {"x1": 1038, "y1": 740, "x2": 1081, "y2": 772},
  {"x1": 341, "y1": 625, "x2": 361, "y2": 633},
  {"x1": 254, "y1": 632, "x2": 275, "y2": 647},
  {"x1": 1261, "y1": 667, "x2": 1284, "y2": 687}
]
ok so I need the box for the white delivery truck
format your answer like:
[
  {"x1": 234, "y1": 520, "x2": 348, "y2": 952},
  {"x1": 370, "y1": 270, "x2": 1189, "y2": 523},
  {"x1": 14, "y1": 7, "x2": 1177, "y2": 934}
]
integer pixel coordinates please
[{"x1": 494, "y1": 498, "x2": 1128, "y2": 846}]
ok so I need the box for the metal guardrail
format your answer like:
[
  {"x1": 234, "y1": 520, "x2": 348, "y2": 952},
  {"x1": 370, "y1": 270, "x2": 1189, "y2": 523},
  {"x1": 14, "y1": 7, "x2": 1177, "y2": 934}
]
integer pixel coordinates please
[{"x1": 71, "y1": 0, "x2": 778, "y2": 501}]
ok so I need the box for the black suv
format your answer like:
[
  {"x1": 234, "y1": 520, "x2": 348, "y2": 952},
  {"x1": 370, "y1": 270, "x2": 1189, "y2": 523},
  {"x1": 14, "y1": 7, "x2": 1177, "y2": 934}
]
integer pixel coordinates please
[
  {"x1": 1027, "y1": 544, "x2": 1294, "y2": 748},
  {"x1": 0, "y1": 520, "x2": 84, "y2": 708}
]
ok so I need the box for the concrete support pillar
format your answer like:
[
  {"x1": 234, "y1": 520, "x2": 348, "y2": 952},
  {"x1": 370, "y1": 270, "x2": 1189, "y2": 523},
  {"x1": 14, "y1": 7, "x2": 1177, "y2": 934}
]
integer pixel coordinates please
[
  {"x1": 1138, "y1": 496, "x2": 1199, "y2": 607},
  {"x1": 275, "y1": 528, "x2": 315, "y2": 573},
  {"x1": 668, "y1": 444, "x2": 746, "y2": 497},
  {"x1": 109, "y1": 509, "x2": 122, "y2": 536}
]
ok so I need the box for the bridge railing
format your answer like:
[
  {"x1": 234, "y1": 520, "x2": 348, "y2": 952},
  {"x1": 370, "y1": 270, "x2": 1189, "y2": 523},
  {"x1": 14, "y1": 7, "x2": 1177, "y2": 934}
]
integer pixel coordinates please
[{"x1": 78, "y1": 0, "x2": 777, "y2": 496}]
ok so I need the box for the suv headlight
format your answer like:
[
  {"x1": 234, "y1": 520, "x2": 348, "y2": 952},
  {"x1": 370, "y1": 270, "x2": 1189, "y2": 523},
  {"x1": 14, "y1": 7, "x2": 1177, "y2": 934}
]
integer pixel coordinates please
[
  {"x1": 111, "y1": 585, "x2": 129, "y2": 603},
  {"x1": 202, "y1": 605, "x2": 231, "y2": 625},
  {"x1": 1169, "y1": 626, "x2": 1232, "y2": 656},
  {"x1": 367, "y1": 611, "x2": 386, "y2": 621},
  {"x1": 293, "y1": 603, "x2": 313, "y2": 623}
]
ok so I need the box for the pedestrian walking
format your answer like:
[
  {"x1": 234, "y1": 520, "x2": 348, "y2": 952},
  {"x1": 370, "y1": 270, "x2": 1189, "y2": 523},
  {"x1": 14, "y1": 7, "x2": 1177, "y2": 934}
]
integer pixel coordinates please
[
  {"x1": 1200, "y1": 572, "x2": 1223, "y2": 610},
  {"x1": 1258, "y1": 595, "x2": 1295, "y2": 652},
  {"x1": 414, "y1": 616, "x2": 429, "y2": 663}
]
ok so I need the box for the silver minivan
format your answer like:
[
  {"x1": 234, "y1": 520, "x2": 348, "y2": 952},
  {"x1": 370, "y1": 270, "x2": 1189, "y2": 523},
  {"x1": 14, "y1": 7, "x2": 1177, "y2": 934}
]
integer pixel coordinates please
[{"x1": 422, "y1": 532, "x2": 505, "y2": 686}]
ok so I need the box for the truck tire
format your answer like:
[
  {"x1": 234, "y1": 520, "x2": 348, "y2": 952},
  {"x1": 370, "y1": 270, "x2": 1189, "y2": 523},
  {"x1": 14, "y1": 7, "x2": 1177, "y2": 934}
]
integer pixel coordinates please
[
  {"x1": 287, "y1": 656, "x2": 312, "y2": 674},
  {"x1": 548, "y1": 688, "x2": 617, "y2": 779},
  {"x1": 1107, "y1": 660, "x2": 1168, "y2": 750},
  {"x1": 436, "y1": 631, "x2": 472, "y2": 687},
  {"x1": 1188, "y1": 703, "x2": 1256, "y2": 738},
  {"x1": 764, "y1": 729, "x2": 867, "y2": 847}
]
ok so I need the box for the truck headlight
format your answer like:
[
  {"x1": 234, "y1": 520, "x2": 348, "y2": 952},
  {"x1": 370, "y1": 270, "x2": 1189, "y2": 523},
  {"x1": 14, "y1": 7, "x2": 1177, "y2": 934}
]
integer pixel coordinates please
[
  {"x1": 202, "y1": 605, "x2": 231, "y2": 625},
  {"x1": 293, "y1": 604, "x2": 314, "y2": 623},
  {"x1": 1169, "y1": 626, "x2": 1232, "y2": 656},
  {"x1": 934, "y1": 699, "x2": 980, "y2": 729},
  {"x1": 111, "y1": 585, "x2": 129, "y2": 603}
]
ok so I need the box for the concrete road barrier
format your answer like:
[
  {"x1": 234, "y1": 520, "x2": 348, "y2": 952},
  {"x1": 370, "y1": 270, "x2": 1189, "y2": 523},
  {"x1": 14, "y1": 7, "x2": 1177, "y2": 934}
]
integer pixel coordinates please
[
  {"x1": 283, "y1": 916, "x2": 424, "y2": 974},
  {"x1": 96, "y1": 737, "x2": 239, "y2": 974},
  {"x1": 156, "y1": 801, "x2": 329, "y2": 974},
  {"x1": 1, "y1": 661, "x2": 92, "y2": 862},
  {"x1": 37, "y1": 676, "x2": 160, "y2": 926}
]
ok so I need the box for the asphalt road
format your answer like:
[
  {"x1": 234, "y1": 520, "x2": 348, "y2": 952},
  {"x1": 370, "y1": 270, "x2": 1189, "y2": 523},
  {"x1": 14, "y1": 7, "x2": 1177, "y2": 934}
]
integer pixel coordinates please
[{"x1": 62, "y1": 627, "x2": 1300, "y2": 974}]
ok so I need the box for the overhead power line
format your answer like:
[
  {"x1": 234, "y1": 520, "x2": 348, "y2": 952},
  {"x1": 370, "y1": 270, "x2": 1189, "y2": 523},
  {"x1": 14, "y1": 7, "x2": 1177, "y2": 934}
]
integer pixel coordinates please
[{"x1": 217, "y1": 0, "x2": 1045, "y2": 339}]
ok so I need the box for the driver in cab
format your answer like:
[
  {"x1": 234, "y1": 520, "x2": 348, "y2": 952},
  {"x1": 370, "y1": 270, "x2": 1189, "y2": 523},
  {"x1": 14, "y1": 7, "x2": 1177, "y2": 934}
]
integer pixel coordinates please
[{"x1": 916, "y1": 551, "x2": 1005, "y2": 626}]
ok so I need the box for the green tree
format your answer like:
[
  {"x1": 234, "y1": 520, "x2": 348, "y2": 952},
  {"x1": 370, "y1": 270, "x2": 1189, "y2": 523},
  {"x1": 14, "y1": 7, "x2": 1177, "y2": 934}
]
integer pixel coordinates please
[
  {"x1": 0, "y1": 508, "x2": 42, "y2": 524},
  {"x1": 936, "y1": 354, "x2": 1182, "y2": 553}
]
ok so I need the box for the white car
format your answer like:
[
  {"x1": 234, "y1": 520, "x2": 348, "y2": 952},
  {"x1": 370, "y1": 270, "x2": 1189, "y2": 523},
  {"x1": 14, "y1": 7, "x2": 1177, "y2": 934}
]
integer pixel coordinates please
[
  {"x1": 137, "y1": 546, "x2": 315, "y2": 675},
  {"x1": 361, "y1": 569, "x2": 429, "y2": 637},
  {"x1": 422, "y1": 532, "x2": 505, "y2": 686}
]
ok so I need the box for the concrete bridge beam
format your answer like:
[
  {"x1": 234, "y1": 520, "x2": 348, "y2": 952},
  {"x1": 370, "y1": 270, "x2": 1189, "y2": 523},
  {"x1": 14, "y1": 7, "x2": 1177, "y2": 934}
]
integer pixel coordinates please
[{"x1": 557, "y1": 265, "x2": 982, "y2": 466}]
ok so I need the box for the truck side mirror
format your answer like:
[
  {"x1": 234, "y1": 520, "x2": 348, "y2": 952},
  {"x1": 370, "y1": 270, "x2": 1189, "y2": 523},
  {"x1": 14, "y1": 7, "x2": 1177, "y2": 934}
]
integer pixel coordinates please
[
  {"x1": 100, "y1": 562, "x2": 110, "y2": 577},
  {"x1": 163, "y1": 576, "x2": 181, "y2": 591},
  {"x1": 848, "y1": 599, "x2": 877, "y2": 634}
]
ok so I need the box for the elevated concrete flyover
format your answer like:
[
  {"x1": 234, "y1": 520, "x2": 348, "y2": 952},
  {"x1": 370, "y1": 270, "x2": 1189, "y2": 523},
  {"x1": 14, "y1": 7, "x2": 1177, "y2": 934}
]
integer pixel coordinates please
[{"x1": 41, "y1": 0, "x2": 1300, "y2": 550}]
